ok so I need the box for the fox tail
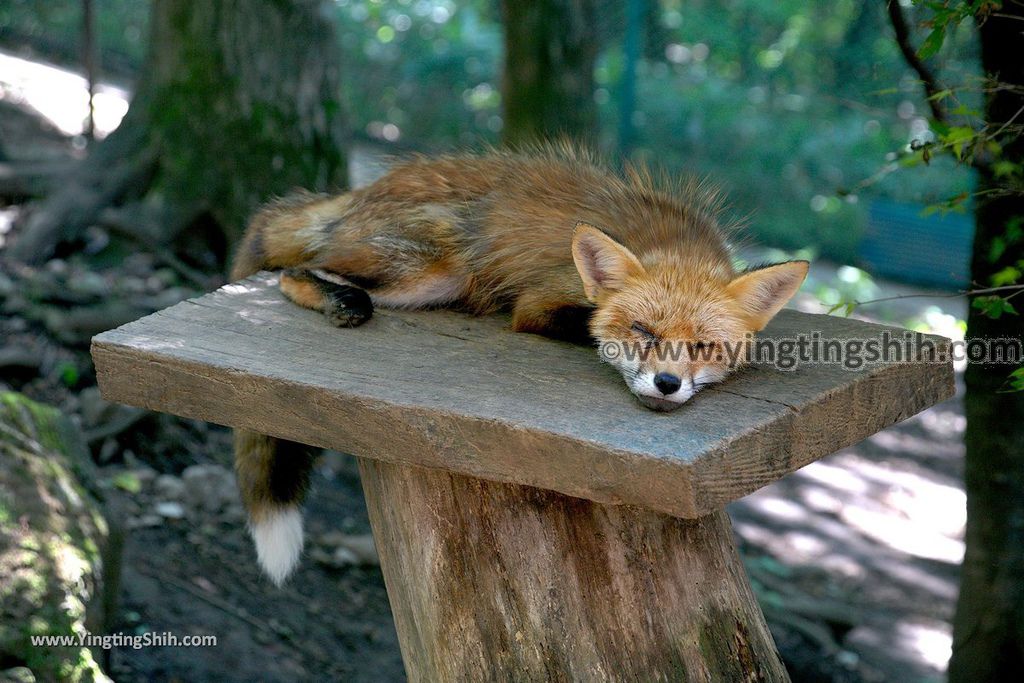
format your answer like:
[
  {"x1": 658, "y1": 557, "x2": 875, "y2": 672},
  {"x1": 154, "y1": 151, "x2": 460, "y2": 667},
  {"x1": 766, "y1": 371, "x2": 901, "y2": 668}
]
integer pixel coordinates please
[
  {"x1": 231, "y1": 192, "x2": 338, "y2": 583},
  {"x1": 233, "y1": 430, "x2": 317, "y2": 585}
]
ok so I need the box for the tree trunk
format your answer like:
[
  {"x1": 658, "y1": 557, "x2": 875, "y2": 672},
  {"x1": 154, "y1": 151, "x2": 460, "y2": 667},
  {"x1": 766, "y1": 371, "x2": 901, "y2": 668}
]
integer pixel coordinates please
[
  {"x1": 949, "y1": 6, "x2": 1024, "y2": 681},
  {"x1": 499, "y1": 0, "x2": 599, "y2": 145},
  {"x1": 8, "y1": 0, "x2": 347, "y2": 267}
]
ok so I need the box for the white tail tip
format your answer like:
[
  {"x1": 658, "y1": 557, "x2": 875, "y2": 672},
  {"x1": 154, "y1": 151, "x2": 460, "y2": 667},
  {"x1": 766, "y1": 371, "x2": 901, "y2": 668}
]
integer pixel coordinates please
[{"x1": 251, "y1": 507, "x2": 304, "y2": 586}]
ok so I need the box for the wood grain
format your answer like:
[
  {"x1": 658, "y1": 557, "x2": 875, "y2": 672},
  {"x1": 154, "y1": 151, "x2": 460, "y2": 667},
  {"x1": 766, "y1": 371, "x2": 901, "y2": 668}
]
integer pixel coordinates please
[
  {"x1": 359, "y1": 457, "x2": 789, "y2": 683},
  {"x1": 91, "y1": 273, "x2": 954, "y2": 517}
]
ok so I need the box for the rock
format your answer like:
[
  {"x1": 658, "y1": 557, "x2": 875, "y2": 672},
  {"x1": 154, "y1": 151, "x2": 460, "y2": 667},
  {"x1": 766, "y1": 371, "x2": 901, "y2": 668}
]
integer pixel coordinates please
[
  {"x1": 0, "y1": 271, "x2": 14, "y2": 298},
  {"x1": 45, "y1": 259, "x2": 68, "y2": 275},
  {"x1": 0, "y1": 392, "x2": 116, "y2": 682},
  {"x1": 154, "y1": 474, "x2": 185, "y2": 501},
  {"x1": 180, "y1": 464, "x2": 237, "y2": 515},
  {"x1": 68, "y1": 271, "x2": 108, "y2": 299},
  {"x1": 97, "y1": 438, "x2": 119, "y2": 464},
  {"x1": 155, "y1": 501, "x2": 185, "y2": 519},
  {"x1": 126, "y1": 514, "x2": 162, "y2": 529},
  {"x1": 77, "y1": 387, "x2": 110, "y2": 428},
  {"x1": 131, "y1": 467, "x2": 158, "y2": 489},
  {"x1": 331, "y1": 547, "x2": 361, "y2": 566},
  {"x1": 317, "y1": 532, "x2": 378, "y2": 566}
]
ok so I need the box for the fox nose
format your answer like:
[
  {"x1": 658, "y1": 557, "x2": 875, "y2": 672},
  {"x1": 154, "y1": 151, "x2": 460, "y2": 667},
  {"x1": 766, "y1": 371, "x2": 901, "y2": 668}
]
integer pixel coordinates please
[{"x1": 653, "y1": 372, "x2": 682, "y2": 396}]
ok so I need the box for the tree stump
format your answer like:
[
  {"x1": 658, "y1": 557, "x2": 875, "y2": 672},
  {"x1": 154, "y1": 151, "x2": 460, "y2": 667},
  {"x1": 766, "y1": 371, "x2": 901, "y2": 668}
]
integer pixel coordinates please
[
  {"x1": 360, "y1": 459, "x2": 787, "y2": 682},
  {"x1": 91, "y1": 275, "x2": 954, "y2": 681}
]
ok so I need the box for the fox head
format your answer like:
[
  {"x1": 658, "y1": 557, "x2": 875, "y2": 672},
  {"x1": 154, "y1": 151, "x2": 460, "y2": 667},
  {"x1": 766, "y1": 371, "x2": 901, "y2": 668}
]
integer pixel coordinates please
[{"x1": 571, "y1": 223, "x2": 809, "y2": 411}]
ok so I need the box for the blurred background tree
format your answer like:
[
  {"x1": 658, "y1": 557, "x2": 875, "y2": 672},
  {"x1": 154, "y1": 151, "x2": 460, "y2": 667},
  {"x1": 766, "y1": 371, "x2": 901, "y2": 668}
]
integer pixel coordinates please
[
  {"x1": 499, "y1": 0, "x2": 598, "y2": 145},
  {"x1": 5, "y1": 0, "x2": 348, "y2": 267}
]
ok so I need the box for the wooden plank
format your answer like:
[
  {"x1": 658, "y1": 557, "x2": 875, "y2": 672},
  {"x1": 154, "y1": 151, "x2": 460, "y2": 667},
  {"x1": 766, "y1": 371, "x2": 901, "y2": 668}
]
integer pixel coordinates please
[{"x1": 91, "y1": 273, "x2": 954, "y2": 518}]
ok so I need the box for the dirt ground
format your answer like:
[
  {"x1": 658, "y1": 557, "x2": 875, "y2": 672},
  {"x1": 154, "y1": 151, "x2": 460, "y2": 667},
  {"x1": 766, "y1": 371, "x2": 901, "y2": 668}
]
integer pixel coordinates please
[{"x1": 1, "y1": 54, "x2": 966, "y2": 682}]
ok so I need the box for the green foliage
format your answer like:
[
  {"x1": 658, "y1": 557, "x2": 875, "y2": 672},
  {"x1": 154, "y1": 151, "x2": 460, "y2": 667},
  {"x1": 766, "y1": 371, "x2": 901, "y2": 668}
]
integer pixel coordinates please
[
  {"x1": 1008, "y1": 367, "x2": 1024, "y2": 391},
  {"x1": 972, "y1": 295, "x2": 1018, "y2": 318},
  {"x1": 57, "y1": 361, "x2": 79, "y2": 388},
  {"x1": 332, "y1": 0, "x2": 502, "y2": 146},
  {"x1": 915, "y1": 0, "x2": 999, "y2": 59},
  {"x1": 111, "y1": 470, "x2": 141, "y2": 493}
]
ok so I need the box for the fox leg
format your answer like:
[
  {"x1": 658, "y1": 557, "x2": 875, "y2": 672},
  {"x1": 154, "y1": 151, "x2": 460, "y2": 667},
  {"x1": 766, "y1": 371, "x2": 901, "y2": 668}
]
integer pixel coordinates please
[
  {"x1": 511, "y1": 290, "x2": 595, "y2": 345},
  {"x1": 279, "y1": 268, "x2": 374, "y2": 327}
]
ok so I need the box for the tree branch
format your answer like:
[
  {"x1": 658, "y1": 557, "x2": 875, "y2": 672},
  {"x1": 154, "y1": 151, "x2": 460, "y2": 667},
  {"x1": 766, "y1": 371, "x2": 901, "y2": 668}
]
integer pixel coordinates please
[
  {"x1": 886, "y1": 0, "x2": 948, "y2": 124},
  {"x1": 828, "y1": 284, "x2": 1024, "y2": 314}
]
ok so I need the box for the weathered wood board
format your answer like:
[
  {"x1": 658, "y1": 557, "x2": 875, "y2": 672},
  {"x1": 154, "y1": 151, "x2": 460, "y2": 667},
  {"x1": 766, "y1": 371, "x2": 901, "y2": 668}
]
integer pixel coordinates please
[{"x1": 91, "y1": 273, "x2": 954, "y2": 518}]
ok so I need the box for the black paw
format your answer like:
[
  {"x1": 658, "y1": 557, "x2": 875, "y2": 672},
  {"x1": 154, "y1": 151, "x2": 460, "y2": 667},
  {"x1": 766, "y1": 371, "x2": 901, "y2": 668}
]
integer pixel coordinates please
[{"x1": 323, "y1": 284, "x2": 373, "y2": 327}]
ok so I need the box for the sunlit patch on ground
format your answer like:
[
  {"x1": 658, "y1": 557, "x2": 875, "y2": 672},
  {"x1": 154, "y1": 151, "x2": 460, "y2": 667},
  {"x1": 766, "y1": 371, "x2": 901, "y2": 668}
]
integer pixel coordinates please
[
  {"x1": 896, "y1": 620, "x2": 953, "y2": 672},
  {"x1": 731, "y1": 388, "x2": 966, "y2": 677},
  {"x1": 0, "y1": 49, "x2": 130, "y2": 139},
  {"x1": 0, "y1": 206, "x2": 21, "y2": 249}
]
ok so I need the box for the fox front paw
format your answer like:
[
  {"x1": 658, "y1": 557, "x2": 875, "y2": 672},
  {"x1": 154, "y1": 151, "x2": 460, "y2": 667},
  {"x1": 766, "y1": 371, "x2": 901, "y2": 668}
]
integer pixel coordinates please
[{"x1": 324, "y1": 284, "x2": 374, "y2": 327}]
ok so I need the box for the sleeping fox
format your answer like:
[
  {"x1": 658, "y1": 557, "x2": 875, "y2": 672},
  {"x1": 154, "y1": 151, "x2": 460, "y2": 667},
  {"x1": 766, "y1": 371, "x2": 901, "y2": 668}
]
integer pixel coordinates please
[{"x1": 231, "y1": 144, "x2": 808, "y2": 584}]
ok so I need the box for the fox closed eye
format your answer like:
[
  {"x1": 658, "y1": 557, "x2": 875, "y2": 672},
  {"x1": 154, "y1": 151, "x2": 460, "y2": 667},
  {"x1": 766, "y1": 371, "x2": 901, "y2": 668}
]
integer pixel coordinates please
[
  {"x1": 630, "y1": 321, "x2": 658, "y2": 340},
  {"x1": 630, "y1": 322, "x2": 660, "y2": 350}
]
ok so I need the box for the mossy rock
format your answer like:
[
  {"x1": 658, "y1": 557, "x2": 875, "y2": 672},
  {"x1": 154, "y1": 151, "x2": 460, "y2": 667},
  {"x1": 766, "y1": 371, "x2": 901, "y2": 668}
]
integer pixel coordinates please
[{"x1": 0, "y1": 392, "x2": 114, "y2": 683}]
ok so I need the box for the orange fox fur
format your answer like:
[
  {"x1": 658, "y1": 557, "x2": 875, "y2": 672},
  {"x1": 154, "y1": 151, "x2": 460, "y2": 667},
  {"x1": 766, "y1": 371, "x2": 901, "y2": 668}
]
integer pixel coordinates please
[{"x1": 231, "y1": 143, "x2": 809, "y2": 584}]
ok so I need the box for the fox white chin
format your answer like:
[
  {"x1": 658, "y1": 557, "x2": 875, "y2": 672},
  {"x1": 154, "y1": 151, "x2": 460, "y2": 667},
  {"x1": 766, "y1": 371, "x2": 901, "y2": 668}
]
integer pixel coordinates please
[{"x1": 635, "y1": 394, "x2": 689, "y2": 411}]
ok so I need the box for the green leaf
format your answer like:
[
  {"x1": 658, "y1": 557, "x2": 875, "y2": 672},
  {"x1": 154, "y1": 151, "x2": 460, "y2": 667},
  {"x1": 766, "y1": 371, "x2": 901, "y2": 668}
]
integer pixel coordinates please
[
  {"x1": 917, "y1": 27, "x2": 946, "y2": 59},
  {"x1": 993, "y1": 160, "x2": 1020, "y2": 178},
  {"x1": 950, "y1": 104, "x2": 980, "y2": 117},
  {"x1": 112, "y1": 472, "x2": 142, "y2": 494},
  {"x1": 1007, "y1": 218, "x2": 1024, "y2": 243},
  {"x1": 827, "y1": 301, "x2": 856, "y2": 316},
  {"x1": 58, "y1": 362, "x2": 79, "y2": 388},
  {"x1": 943, "y1": 126, "x2": 977, "y2": 160},
  {"x1": 990, "y1": 237, "x2": 1007, "y2": 263},
  {"x1": 900, "y1": 149, "x2": 926, "y2": 168},
  {"x1": 972, "y1": 295, "x2": 1018, "y2": 319},
  {"x1": 991, "y1": 266, "x2": 1022, "y2": 287},
  {"x1": 1009, "y1": 367, "x2": 1024, "y2": 392}
]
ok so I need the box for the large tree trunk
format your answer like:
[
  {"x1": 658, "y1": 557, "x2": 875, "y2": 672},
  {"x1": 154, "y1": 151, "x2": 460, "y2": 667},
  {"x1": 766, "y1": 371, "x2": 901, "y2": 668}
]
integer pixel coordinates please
[
  {"x1": 949, "y1": 6, "x2": 1024, "y2": 681},
  {"x1": 8, "y1": 0, "x2": 347, "y2": 268},
  {"x1": 499, "y1": 0, "x2": 599, "y2": 145}
]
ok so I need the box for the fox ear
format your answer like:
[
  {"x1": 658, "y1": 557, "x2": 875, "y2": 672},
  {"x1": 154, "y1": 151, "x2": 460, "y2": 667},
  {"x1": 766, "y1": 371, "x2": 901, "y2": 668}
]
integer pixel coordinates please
[
  {"x1": 572, "y1": 222, "x2": 645, "y2": 301},
  {"x1": 726, "y1": 261, "x2": 809, "y2": 330}
]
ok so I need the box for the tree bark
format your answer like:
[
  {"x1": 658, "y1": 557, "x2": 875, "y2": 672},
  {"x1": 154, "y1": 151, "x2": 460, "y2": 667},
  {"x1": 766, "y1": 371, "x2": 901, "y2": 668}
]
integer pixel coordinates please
[
  {"x1": 949, "y1": 6, "x2": 1024, "y2": 681},
  {"x1": 499, "y1": 0, "x2": 599, "y2": 145},
  {"x1": 9, "y1": 0, "x2": 347, "y2": 267},
  {"x1": 0, "y1": 392, "x2": 119, "y2": 683},
  {"x1": 359, "y1": 457, "x2": 789, "y2": 682}
]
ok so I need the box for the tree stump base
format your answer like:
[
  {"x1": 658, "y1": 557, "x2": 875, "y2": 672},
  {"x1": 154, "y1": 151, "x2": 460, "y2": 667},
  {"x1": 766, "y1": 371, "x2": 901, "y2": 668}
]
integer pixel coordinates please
[{"x1": 360, "y1": 458, "x2": 787, "y2": 682}]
